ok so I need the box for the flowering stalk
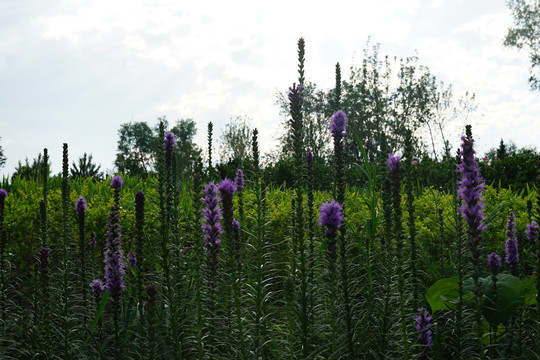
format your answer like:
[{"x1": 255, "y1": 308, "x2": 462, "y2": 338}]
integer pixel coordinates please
[
  {"x1": 76, "y1": 196, "x2": 88, "y2": 313},
  {"x1": 405, "y1": 129, "x2": 419, "y2": 310},
  {"x1": 201, "y1": 182, "x2": 222, "y2": 356},
  {"x1": 40, "y1": 148, "x2": 49, "y2": 249},
  {"x1": 60, "y1": 143, "x2": 71, "y2": 357},
  {"x1": 105, "y1": 175, "x2": 125, "y2": 359},
  {"x1": 90, "y1": 279, "x2": 105, "y2": 346},
  {"x1": 319, "y1": 199, "x2": 344, "y2": 356},
  {"x1": 145, "y1": 284, "x2": 158, "y2": 359},
  {"x1": 457, "y1": 127, "x2": 487, "y2": 359},
  {"x1": 388, "y1": 153, "x2": 409, "y2": 360},
  {"x1": 505, "y1": 212, "x2": 519, "y2": 277},
  {"x1": 135, "y1": 191, "x2": 145, "y2": 308},
  {"x1": 487, "y1": 252, "x2": 502, "y2": 337},
  {"x1": 234, "y1": 169, "x2": 245, "y2": 263},
  {"x1": 38, "y1": 247, "x2": 51, "y2": 346},
  {"x1": 415, "y1": 307, "x2": 433, "y2": 360}
]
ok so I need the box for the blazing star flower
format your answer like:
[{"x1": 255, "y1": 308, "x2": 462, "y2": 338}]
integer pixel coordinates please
[
  {"x1": 505, "y1": 212, "x2": 519, "y2": 266},
  {"x1": 387, "y1": 153, "x2": 402, "y2": 174},
  {"x1": 306, "y1": 151, "x2": 313, "y2": 162},
  {"x1": 164, "y1": 131, "x2": 176, "y2": 151},
  {"x1": 330, "y1": 110, "x2": 348, "y2": 139},
  {"x1": 526, "y1": 221, "x2": 538, "y2": 245},
  {"x1": 90, "y1": 279, "x2": 105, "y2": 299},
  {"x1": 0, "y1": 189, "x2": 7, "y2": 200},
  {"x1": 456, "y1": 135, "x2": 486, "y2": 265},
  {"x1": 487, "y1": 252, "x2": 502, "y2": 275},
  {"x1": 111, "y1": 175, "x2": 123, "y2": 189},
  {"x1": 234, "y1": 169, "x2": 245, "y2": 192},
  {"x1": 202, "y1": 182, "x2": 222, "y2": 271},
  {"x1": 88, "y1": 231, "x2": 97, "y2": 248},
  {"x1": 319, "y1": 199, "x2": 344, "y2": 239},
  {"x1": 415, "y1": 307, "x2": 433, "y2": 350},
  {"x1": 75, "y1": 196, "x2": 87, "y2": 216}
]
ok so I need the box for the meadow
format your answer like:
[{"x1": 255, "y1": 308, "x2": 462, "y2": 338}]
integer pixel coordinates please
[{"x1": 0, "y1": 42, "x2": 539, "y2": 360}]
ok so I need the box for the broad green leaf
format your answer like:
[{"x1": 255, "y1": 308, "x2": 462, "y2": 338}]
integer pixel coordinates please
[{"x1": 426, "y1": 277, "x2": 460, "y2": 312}]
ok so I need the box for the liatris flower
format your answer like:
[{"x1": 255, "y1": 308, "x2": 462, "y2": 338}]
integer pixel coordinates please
[
  {"x1": 387, "y1": 153, "x2": 402, "y2": 175},
  {"x1": 415, "y1": 307, "x2": 433, "y2": 358},
  {"x1": 104, "y1": 176, "x2": 125, "y2": 300},
  {"x1": 234, "y1": 169, "x2": 245, "y2": 192},
  {"x1": 505, "y1": 212, "x2": 519, "y2": 275},
  {"x1": 306, "y1": 151, "x2": 313, "y2": 163},
  {"x1": 457, "y1": 135, "x2": 487, "y2": 254},
  {"x1": 88, "y1": 231, "x2": 97, "y2": 248},
  {"x1": 164, "y1": 131, "x2": 176, "y2": 151},
  {"x1": 0, "y1": 189, "x2": 7, "y2": 202},
  {"x1": 330, "y1": 110, "x2": 348, "y2": 139},
  {"x1": 487, "y1": 252, "x2": 502, "y2": 275},
  {"x1": 219, "y1": 178, "x2": 236, "y2": 235},
  {"x1": 202, "y1": 182, "x2": 222, "y2": 270},
  {"x1": 319, "y1": 200, "x2": 344, "y2": 260},
  {"x1": 526, "y1": 221, "x2": 538, "y2": 245},
  {"x1": 75, "y1": 196, "x2": 86, "y2": 216},
  {"x1": 111, "y1": 175, "x2": 123, "y2": 189},
  {"x1": 288, "y1": 82, "x2": 303, "y2": 124},
  {"x1": 90, "y1": 279, "x2": 105, "y2": 301}
]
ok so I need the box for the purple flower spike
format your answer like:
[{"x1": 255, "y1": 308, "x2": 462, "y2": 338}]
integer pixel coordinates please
[
  {"x1": 75, "y1": 196, "x2": 87, "y2": 216},
  {"x1": 306, "y1": 151, "x2": 313, "y2": 162},
  {"x1": 487, "y1": 252, "x2": 502, "y2": 275},
  {"x1": 164, "y1": 131, "x2": 176, "y2": 151},
  {"x1": 38, "y1": 247, "x2": 50, "y2": 267},
  {"x1": 415, "y1": 307, "x2": 433, "y2": 349},
  {"x1": 111, "y1": 175, "x2": 123, "y2": 189},
  {"x1": 218, "y1": 178, "x2": 236, "y2": 198},
  {"x1": 234, "y1": 169, "x2": 245, "y2": 192},
  {"x1": 330, "y1": 110, "x2": 348, "y2": 139},
  {"x1": 202, "y1": 182, "x2": 222, "y2": 271},
  {"x1": 88, "y1": 231, "x2": 97, "y2": 248},
  {"x1": 0, "y1": 189, "x2": 7, "y2": 200},
  {"x1": 387, "y1": 153, "x2": 402, "y2": 174},
  {"x1": 526, "y1": 221, "x2": 538, "y2": 245},
  {"x1": 505, "y1": 212, "x2": 519, "y2": 266},
  {"x1": 319, "y1": 199, "x2": 344, "y2": 239},
  {"x1": 90, "y1": 279, "x2": 105, "y2": 299}
]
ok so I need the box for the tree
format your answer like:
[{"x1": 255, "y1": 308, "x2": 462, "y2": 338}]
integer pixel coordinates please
[
  {"x1": 71, "y1": 153, "x2": 103, "y2": 180},
  {"x1": 169, "y1": 118, "x2": 202, "y2": 179},
  {"x1": 504, "y1": 0, "x2": 540, "y2": 89},
  {"x1": 219, "y1": 115, "x2": 253, "y2": 164},
  {"x1": 12, "y1": 153, "x2": 50, "y2": 181},
  {"x1": 115, "y1": 121, "x2": 155, "y2": 177},
  {"x1": 0, "y1": 137, "x2": 5, "y2": 170}
]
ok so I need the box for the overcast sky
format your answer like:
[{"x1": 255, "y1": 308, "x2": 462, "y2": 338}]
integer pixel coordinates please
[{"x1": 1, "y1": 0, "x2": 538, "y2": 177}]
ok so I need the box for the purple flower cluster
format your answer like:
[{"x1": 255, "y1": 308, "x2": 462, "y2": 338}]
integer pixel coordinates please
[
  {"x1": 127, "y1": 252, "x2": 137, "y2": 270},
  {"x1": 111, "y1": 175, "x2": 124, "y2": 189},
  {"x1": 164, "y1": 131, "x2": 176, "y2": 152},
  {"x1": 456, "y1": 136, "x2": 487, "y2": 239},
  {"x1": 202, "y1": 182, "x2": 222, "y2": 271},
  {"x1": 88, "y1": 231, "x2": 97, "y2": 248},
  {"x1": 526, "y1": 221, "x2": 538, "y2": 245},
  {"x1": 505, "y1": 212, "x2": 519, "y2": 267},
  {"x1": 387, "y1": 153, "x2": 402, "y2": 174},
  {"x1": 487, "y1": 252, "x2": 502, "y2": 275},
  {"x1": 415, "y1": 307, "x2": 433, "y2": 349},
  {"x1": 306, "y1": 151, "x2": 313, "y2": 163},
  {"x1": 0, "y1": 189, "x2": 7, "y2": 201},
  {"x1": 90, "y1": 279, "x2": 105, "y2": 300},
  {"x1": 330, "y1": 110, "x2": 348, "y2": 139},
  {"x1": 319, "y1": 199, "x2": 344, "y2": 239},
  {"x1": 104, "y1": 176, "x2": 125, "y2": 300},
  {"x1": 75, "y1": 196, "x2": 87, "y2": 216},
  {"x1": 234, "y1": 169, "x2": 245, "y2": 192}
]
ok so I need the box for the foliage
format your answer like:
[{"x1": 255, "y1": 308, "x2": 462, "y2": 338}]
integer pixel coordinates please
[
  {"x1": 505, "y1": 0, "x2": 540, "y2": 89},
  {"x1": 71, "y1": 153, "x2": 103, "y2": 180},
  {"x1": 0, "y1": 137, "x2": 5, "y2": 170},
  {"x1": 219, "y1": 115, "x2": 253, "y2": 164}
]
